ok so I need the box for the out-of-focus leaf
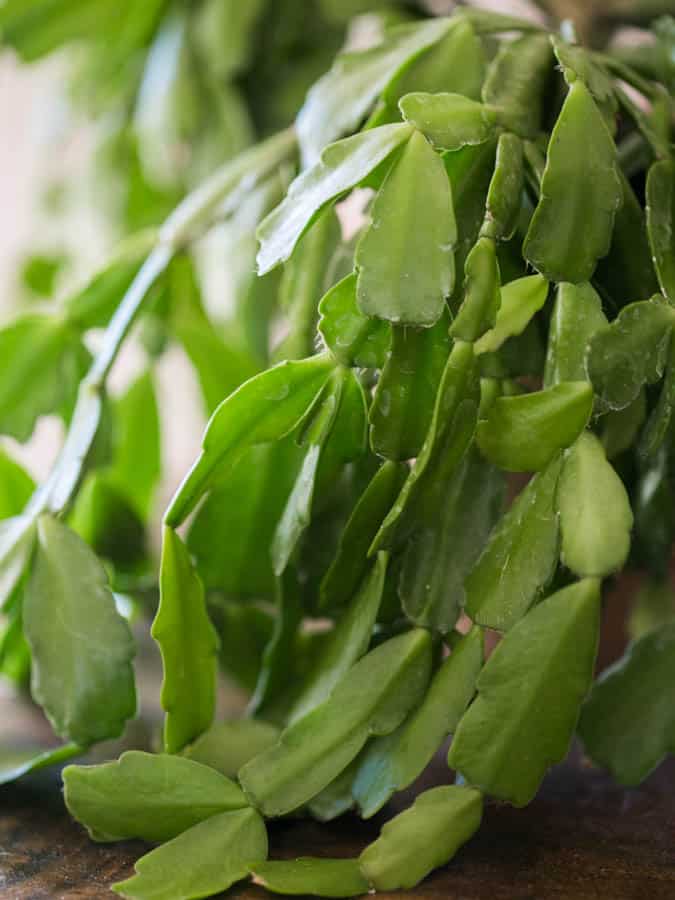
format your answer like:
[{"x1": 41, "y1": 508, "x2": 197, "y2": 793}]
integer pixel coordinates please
[
  {"x1": 0, "y1": 743, "x2": 81, "y2": 787},
  {"x1": 482, "y1": 34, "x2": 552, "y2": 138},
  {"x1": 646, "y1": 158, "x2": 675, "y2": 305},
  {"x1": 0, "y1": 449, "x2": 34, "y2": 520},
  {"x1": 183, "y1": 720, "x2": 279, "y2": 778}
]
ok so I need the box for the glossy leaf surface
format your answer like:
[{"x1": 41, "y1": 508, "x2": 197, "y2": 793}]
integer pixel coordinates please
[
  {"x1": 318, "y1": 272, "x2": 390, "y2": 369},
  {"x1": 449, "y1": 236, "x2": 501, "y2": 342},
  {"x1": 544, "y1": 282, "x2": 607, "y2": 387},
  {"x1": 450, "y1": 580, "x2": 600, "y2": 805},
  {"x1": 474, "y1": 274, "x2": 548, "y2": 355},
  {"x1": 646, "y1": 159, "x2": 675, "y2": 304},
  {"x1": 399, "y1": 93, "x2": 497, "y2": 151},
  {"x1": 482, "y1": 132, "x2": 524, "y2": 241},
  {"x1": 252, "y1": 858, "x2": 368, "y2": 898}
]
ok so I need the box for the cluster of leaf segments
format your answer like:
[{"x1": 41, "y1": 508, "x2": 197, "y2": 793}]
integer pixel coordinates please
[{"x1": 0, "y1": 7, "x2": 674, "y2": 900}]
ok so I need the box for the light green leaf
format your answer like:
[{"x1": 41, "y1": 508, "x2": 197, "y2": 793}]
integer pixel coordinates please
[
  {"x1": 558, "y1": 432, "x2": 633, "y2": 577},
  {"x1": 400, "y1": 93, "x2": 497, "y2": 151},
  {"x1": 481, "y1": 132, "x2": 524, "y2": 242},
  {"x1": 544, "y1": 282, "x2": 608, "y2": 387},
  {"x1": 239, "y1": 629, "x2": 432, "y2": 816},
  {"x1": 524, "y1": 80, "x2": 622, "y2": 283},
  {"x1": 318, "y1": 273, "x2": 390, "y2": 369},
  {"x1": 23, "y1": 515, "x2": 136, "y2": 745},
  {"x1": 0, "y1": 448, "x2": 34, "y2": 520},
  {"x1": 450, "y1": 580, "x2": 600, "y2": 805},
  {"x1": 449, "y1": 236, "x2": 501, "y2": 342},
  {"x1": 646, "y1": 158, "x2": 675, "y2": 304},
  {"x1": 154, "y1": 527, "x2": 219, "y2": 753},
  {"x1": 0, "y1": 743, "x2": 81, "y2": 787},
  {"x1": 359, "y1": 785, "x2": 483, "y2": 890},
  {"x1": 296, "y1": 18, "x2": 451, "y2": 165},
  {"x1": 183, "y1": 720, "x2": 279, "y2": 778},
  {"x1": 257, "y1": 124, "x2": 413, "y2": 275},
  {"x1": 552, "y1": 38, "x2": 618, "y2": 129},
  {"x1": 354, "y1": 627, "x2": 483, "y2": 817},
  {"x1": 307, "y1": 759, "x2": 360, "y2": 822},
  {"x1": 164, "y1": 353, "x2": 334, "y2": 526},
  {"x1": 289, "y1": 554, "x2": 387, "y2": 725},
  {"x1": 252, "y1": 858, "x2": 368, "y2": 898},
  {"x1": 579, "y1": 624, "x2": 675, "y2": 786},
  {"x1": 476, "y1": 382, "x2": 593, "y2": 472},
  {"x1": 356, "y1": 129, "x2": 455, "y2": 327},
  {"x1": 63, "y1": 751, "x2": 247, "y2": 843},
  {"x1": 113, "y1": 807, "x2": 267, "y2": 900},
  {"x1": 585, "y1": 297, "x2": 675, "y2": 411},
  {"x1": 474, "y1": 274, "x2": 548, "y2": 355},
  {"x1": 465, "y1": 456, "x2": 562, "y2": 631},
  {"x1": 482, "y1": 34, "x2": 552, "y2": 138},
  {"x1": 370, "y1": 313, "x2": 451, "y2": 460},
  {"x1": 0, "y1": 515, "x2": 36, "y2": 611}
]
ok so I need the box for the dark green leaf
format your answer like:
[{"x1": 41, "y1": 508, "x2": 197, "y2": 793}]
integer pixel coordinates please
[
  {"x1": 154, "y1": 527, "x2": 219, "y2": 753},
  {"x1": 63, "y1": 751, "x2": 247, "y2": 843},
  {"x1": 68, "y1": 473, "x2": 145, "y2": 569},
  {"x1": 239, "y1": 629, "x2": 432, "y2": 816},
  {"x1": 474, "y1": 274, "x2": 548, "y2": 355},
  {"x1": 482, "y1": 34, "x2": 552, "y2": 138},
  {"x1": 601, "y1": 392, "x2": 646, "y2": 460},
  {"x1": 449, "y1": 236, "x2": 501, "y2": 342},
  {"x1": 353, "y1": 627, "x2": 483, "y2": 817},
  {"x1": 356, "y1": 130, "x2": 455, "y2": 327},
  {"x1": 585, "y1": 297, "x2": 675, "y2": 411},
  {"x1": 370, "y1": 313, "x2": 451, "y2": 460},
  {"x1": 544, "y1": 282, "x2": 608, "y2": 387},
  {"x1": 113, "y1": 807, "x2": 267, "y2": 900},
  {"x1": 476, "y1": 382, "x2": 593, "y2": 472},
  {"x1": 359, "y1": 785, "x2": 483, "y2": 890},
  {"x1": 183, "y1": 720, "x2": 280, "y2": 778},
  {"x1": 23, "y1": 515, "x2": 136, "y2": 745},
  {"x1": 257, "y1": 124, "x2": 413, "y2": 274},
  {"x1": 646, "y1": 158, "x2": 675, "y2": 304},
  {"x1": 318, "y1": 273, "x2": 390, "y2": 369},
  {"x1": 579, "y1": 624, "x2": 675, "y2": 786},
  {"x1": 218, "y1": 603, "x2": 274, "y2": 692},
  {"x1": 450, "y1": 579, "x2": 600, "y2": 805},
  {"x1": 524, "y1": 81, "x2": 622, "y2": 284},
  {"x1": 465, "y1": 456, "x2": 562, "y2": 631},
  {"x1": 482, "y1": 133, "x2": 524, "y2": 242},
  {"x1": 639, "y1": 338, "x2": 675, "y2": 458},
  {"x1": 252, "y1": 858, "x2": 369, "y2": 898},
  {"x1": 399, "y1": 93, "x2": 498, "y2": 151}
]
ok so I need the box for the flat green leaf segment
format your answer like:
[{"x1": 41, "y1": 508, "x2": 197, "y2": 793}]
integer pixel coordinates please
[
  {"x1": 356, "y1": 130, "x2": 456, "y2": 327},
  {"x1": 0, "y1": 743, "x2": 81, "y2": 787},
  {"x1": 544, "y1": 282, "x2": 608, "y2": 387},
  {"x1": 524, "y1": 80, "x2": 622, "y2": 283},
  {"x1": 0, "y1": 448, "x2": 34, "y2": 519},
  {"x1": 558, "y1": 432, "x2": 633, "y2": 577},
  {"x1": 400, "y1": 93, "x2": 497, "y2": 151},
  {"x1": 22, "y1": 516, "x2": 135, "y2": 745},
  {"x1": 579, "y1": 625, "x2": 675, "y2": 786},
  {"x1": 482, "y1": 132, "x2": 524, "y2": 241},
  {"x1": 239, "y1": 629, "x2": 431, "y2": 816},
  {"x1": 154, "y1": 527, "x2": 219, "y2": 753},
  {"x1": 165, "y1": 354, "x2": 334, "y2": 526},
  {"x1": 359, "y1": 785, "x2": 483, "y2": 890},
  {"x1": 474, "y1": 274, "x2": 548, "y2": 355},
  {"x1": 251, "y1": 858, "x2": 368, "y2": 898},
  {"x1": 183, "y1": 720, "x2": 279, "y2": 778},
  {"x1": 63, "y1": 751, "x2": 246, "y2": 842},
  {"x1": 296, "y1": 18, "x2": 451, "y2": 165},
  {"x1": 482, "y1": 34, "x2": 551, "y2": 138},
  {"x1": 646, "y1": 159, "x2": 675, "y2": 304},
  {"x1": 450, "y1": 580, "x2": 600, "y2": 806},
  {"x1": 476, "y1": 382, "x2": 593, "y2": 472},
  {"x1": 450, "y1": 236, "x2": 501, "y2": 342},
  {"x1": 586, "y1": 297, "x2": 675, "y2": 411},
  {"x1": 113, "y1": 807, "x2": 267, "y2": 900},
  {"x1": 465, "y1": 456, "x2": 562, "y2": 631},
  {"x1": 257, "y1": 124, "x2": 413, "y2": 275},
  {"x1": 318, "y1": 273, "x2": 390, "y2": 369},
  {"x1": 354, "y1": 627, "x2": 483, "y2": 817}
]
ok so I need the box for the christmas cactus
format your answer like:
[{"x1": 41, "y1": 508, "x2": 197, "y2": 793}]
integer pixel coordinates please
[{"x1": 1, "y1": 2, "x2": 674, "y2": 899}]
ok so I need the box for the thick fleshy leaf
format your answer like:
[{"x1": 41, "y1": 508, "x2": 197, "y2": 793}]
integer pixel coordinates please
[
  {"x1": 552, "y1": 38, "x2": 618, "y2": 129},
  {"x1": 296, "y1": 18, "x2": 451, "y2": 165},
  {"x1": 164, "y1": 353, "x2": 334, "y2": 526},
  {"x1": 154, "y1": 527, "x2": 219, "y2": 753},
  {"x1": 476, "y1": 382, "x2": 593, "y2": 472},
  {"x1": 307, "y1": 758, "x2": 360, "y2": 823},
  {"x1": 544, "y1": 282, "x2": 608, "y2": 387},
  {"x1": 320, "y1": 461, "x2": 407, "y2": 612},
  {"x1": 465, "y1": 456, "x2": 562, "y2": 631},
  {"x1": 252, "y1": 858, "x2": 369, "y2": 898},
  {"x1": 558, "y1": 432, "x2": 633, "y2": 577},
  {"x1": 450, "y1": 580, "x2": 600, "y2": 805},
  {"x1": 639, "y1": 339, "x2": 675, "y2": 458},
  {"x1": 585, "y1": 297, "x2": 675, "y2": 411},
  {"x1": 449, "y1": 236, "x2": 501, "y2": 342},
  {"x1": 63, "y1": 751, "x2": 247, "y2": 843},
  {"x1": 318, "y1": 273, "x2": 390, "y2": 369},
  {"x1": 482, "y1": 34, "x2": 552, "y2": 138},
  {"x1": 399, "y1": 93, "x2": 497, "y2": 151},
  {"x1": 579, "y1": 625, "x2": 675, "y2": 786},
  {"x1": 359, "y1": 785, "x2": 483, "y2": 890},
  {"x1": 399, "y1": 450, "x2": 505, "y2": 632},
  {"x1": 239, "y1": 629, "x2": 432, "y2": 816},
  {"x1": 646, "y1": 158, "x2": 675, "y2": 304},
  {"x1": 474, "y1": 274, "x2": 548, "y2": 355},
  {"x1": 0, "y1": 448, "x2": 34, "y2": 520},
  {"x1": 356, "y1": 130, "x2": 455, "y2": 327},
  {"x1": 257, "y1": 124, "x2": 413, "y2": 274},
  {"x1": 370, "y1": 313, "x2": 451, "y2": 460},
  {"x1": 524, "y1": 81, "x2": 622, "y2": 283},
  {"x1": 113, "y1": 807, "x2": 267, "y2": 900},
  {"x1": 23, "y1": 516, "x2": 136, "y2": 745},
  {"x1": 354, "y1": 627, "x2": 483, "y2": 817},
  {"x1": 183, "y1": 720, "x2": 279, "y2": 778},
  {"x1": 482, "y1": 132, "x2": 524, "y2": 242}
]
